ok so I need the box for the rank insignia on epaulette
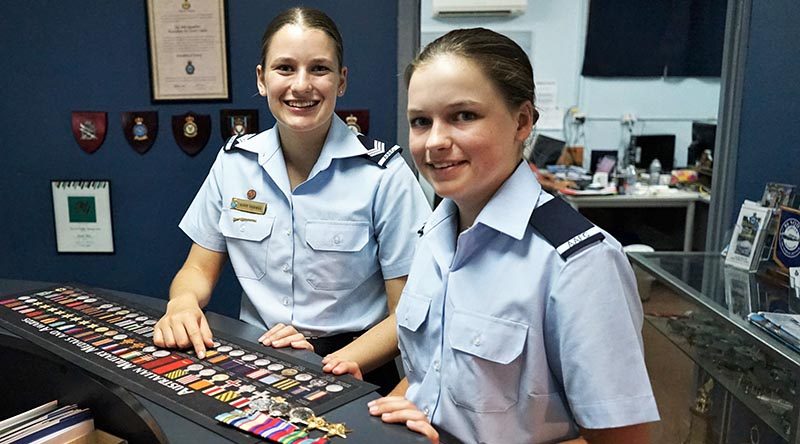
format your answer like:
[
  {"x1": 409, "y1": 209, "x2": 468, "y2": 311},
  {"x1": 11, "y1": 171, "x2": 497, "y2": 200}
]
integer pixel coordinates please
[
  {"x1": 529, "y1": 197, "x2": 605, "y2": 260},
  {"x1": 360, "y1": 137, "x2": 402, "y2": 168}
]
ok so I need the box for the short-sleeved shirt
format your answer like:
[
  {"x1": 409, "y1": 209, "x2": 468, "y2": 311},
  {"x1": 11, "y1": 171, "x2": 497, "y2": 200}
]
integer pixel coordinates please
[
  {"x1": 180, "y1": 116, "x2": 431, "y2": 336},
  {"x1": 396, "y1": 161, "x2": 659, "y2": 443}
]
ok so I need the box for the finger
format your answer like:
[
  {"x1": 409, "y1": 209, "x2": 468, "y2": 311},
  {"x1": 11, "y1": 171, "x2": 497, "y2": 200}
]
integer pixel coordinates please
[
  {"x1": 331, "y1": 362, "x2": 362, "y2": 380},
  {"x1": 199, "y1": 316, "x2": 214, "y2": 347},
  {"x1": 152, "y1": 326, "x2": 164, "y2": 347},
  {"x1": 170, "y1": 319, "x2": 191, "y2": 349},
  {"x1": 161, "y1": 325, "x2": 177, "y2": 349},
  {"x1": 289, "y1": 339, "x2": 314, "y2": 351},
  {"x1": 271, "y1": 332, "x2": 305, "y2": 348},
  {"x1": 258, "y1": 323, "x2": 285, "y2": 344},
  {"x1": 368, "y1": 398, "x2": 418, "y2": 415},
  {"x1": 406, "y1": 420, "x2": 439, "y2": 444},
  {"x1": 185, "y1": 324, "x2": 207, "y2": 359},
  {"x1": 381, "y1": 408, "x2": 429, "y2": 424}
]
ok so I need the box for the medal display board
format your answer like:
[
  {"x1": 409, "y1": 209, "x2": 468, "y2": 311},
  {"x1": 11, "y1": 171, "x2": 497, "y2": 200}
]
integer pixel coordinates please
[{"x1": 0, "y1": 284, "x2": 377, "y2": 441}]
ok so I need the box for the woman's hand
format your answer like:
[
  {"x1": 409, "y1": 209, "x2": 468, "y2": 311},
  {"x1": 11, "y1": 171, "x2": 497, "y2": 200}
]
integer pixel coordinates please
[
  {"x1": 321, "y1": 354, "x2": 363, "y2": 380},
  {"x1": 153, "y1": 296, "x2": 214, "y2": 358},
  {"x1": 368, "y1": 396, "x2": 439, "y2": 444},
  {"x1": 257, "y1": 323, "x2": 314, "y2": 351}
]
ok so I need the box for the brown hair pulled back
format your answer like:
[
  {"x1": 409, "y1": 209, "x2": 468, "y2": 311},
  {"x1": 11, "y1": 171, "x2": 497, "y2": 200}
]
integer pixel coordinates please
[{"x1": 259, "y1": 7, "x2": 344, "y2": 69}]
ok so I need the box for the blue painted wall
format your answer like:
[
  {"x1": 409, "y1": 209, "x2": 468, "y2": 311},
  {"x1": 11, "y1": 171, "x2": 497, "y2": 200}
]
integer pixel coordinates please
[
  {"x1": 0, "y1": 1, "x2": 398, "y2": 317},
  {"x1": 733, "y1": 0, "x2": 800, "y2": 208}
]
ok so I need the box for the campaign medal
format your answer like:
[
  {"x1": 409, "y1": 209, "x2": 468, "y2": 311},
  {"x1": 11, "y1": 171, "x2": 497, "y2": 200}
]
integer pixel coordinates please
[
  {"x1": 230, "y1": 197, "x2": 266, "y2": 215},
  {"x1": 774, "y1": 206, "x2": 800, "y2": 270},
  {"x1": 71, "y1": 111, "x2": 107, "y2": 154},
  {"x1": 335, "y1": 109, "x2": 369, "y2": 135},
  {"x1": 220, "y1": 109, "x2": 259, "y2": 139},
  {"x1": 121, "y1": 111, "x2": 158, "y2": 154},
  {"x1": 172, "y1": 112, "x2": 211, "y2": 156}
]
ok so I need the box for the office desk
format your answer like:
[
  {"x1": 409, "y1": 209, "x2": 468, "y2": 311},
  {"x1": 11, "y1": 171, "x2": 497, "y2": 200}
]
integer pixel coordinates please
[{"x1": 562, "y1": 189, "x2": 708, "y2": 252}]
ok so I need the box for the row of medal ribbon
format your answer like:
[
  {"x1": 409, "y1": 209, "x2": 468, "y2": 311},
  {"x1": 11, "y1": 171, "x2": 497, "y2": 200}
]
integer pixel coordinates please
[{"x1": 0, "y1": 288, "x2": 353, "y2": 412}]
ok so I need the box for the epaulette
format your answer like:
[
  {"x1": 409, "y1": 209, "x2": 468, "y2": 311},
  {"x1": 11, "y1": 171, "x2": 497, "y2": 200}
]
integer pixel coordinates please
[
  {"x1": 223, "y1": 133, "x2": 256, "y2": 152},
  {"x1": 529, "y1": 196, "x2": 605, "y2": 260},
  {"x1": 358, "y1": 135, "x2": 402, "y2": 168}
]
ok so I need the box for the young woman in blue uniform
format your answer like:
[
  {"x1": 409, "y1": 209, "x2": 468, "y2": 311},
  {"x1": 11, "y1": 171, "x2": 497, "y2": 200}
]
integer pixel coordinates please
[
  {"x1": 366, "y1": 28, "x2": 660, "y2": 442},
  {"x1": 152, "y1": 7, "x2": 430, "y2": 393}
]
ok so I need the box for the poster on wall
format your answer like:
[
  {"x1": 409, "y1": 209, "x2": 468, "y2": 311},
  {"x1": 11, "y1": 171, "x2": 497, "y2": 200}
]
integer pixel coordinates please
[
  {"x1": 51, "y1": 181, "x2": 114, "y2": 253},
  {"x1": 147, "y1": 0, "x2": 229, "y2": 101}
]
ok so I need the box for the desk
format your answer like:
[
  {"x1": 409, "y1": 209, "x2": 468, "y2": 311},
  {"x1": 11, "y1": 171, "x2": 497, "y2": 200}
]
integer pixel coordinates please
[
  {"x1": 0, "y1": 279, "x2": 428, "y2": 444},
  {"x1": 562, "y1": 189, "x2": 708, "y2": 252}
]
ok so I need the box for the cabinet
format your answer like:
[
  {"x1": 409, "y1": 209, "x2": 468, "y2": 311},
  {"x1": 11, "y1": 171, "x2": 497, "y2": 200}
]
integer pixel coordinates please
[{"x1": 630, "y1": 252, "x2": 798, "y2": 443}]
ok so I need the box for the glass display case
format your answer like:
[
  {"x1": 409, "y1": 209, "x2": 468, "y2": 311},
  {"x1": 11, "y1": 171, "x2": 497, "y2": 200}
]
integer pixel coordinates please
[{"x1": 629, "y1": 252, "x2": 799, "y2": 444}]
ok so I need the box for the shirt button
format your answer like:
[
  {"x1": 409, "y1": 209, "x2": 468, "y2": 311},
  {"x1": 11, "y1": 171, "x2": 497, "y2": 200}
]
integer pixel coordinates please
[
  {"x1": 433, "y1": 360, "x2": 440, "y2": 372},
  {"x1": 473, "y1": 337, "x2": 481, "y2": 346},
  {"x1": 285, "y1": 229, "x2": 291, "y2": 236},
  {"x1": 239, "y1": 225, "x2": 246, "y2": 232},
  {"x1": 423, "y1": 407, "x2": 430, "y2": 416},
  {"x1": 333, "y1": 234, "x2": 342, "y2": 245},
  {"x1": 282, "y1": 264, "x2": 290, "y2": 272},
  {"x1": 282, "y1": 298, "x2": 289, "y2": 306}
]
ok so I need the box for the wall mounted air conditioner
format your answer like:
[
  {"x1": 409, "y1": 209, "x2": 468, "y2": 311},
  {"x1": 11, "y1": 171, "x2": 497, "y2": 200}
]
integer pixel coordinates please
[{"x1": 432, "y1": 0, "x2": 527, "y2": 17}]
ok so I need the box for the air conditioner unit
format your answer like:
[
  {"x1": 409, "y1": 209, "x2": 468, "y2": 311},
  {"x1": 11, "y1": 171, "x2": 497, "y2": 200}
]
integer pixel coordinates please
[{"x1": 432, "y1": 0, "x2": 527, "y2": 17}]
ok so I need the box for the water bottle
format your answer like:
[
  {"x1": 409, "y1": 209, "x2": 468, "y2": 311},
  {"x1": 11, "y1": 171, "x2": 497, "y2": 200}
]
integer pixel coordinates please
[{"x1": 649, "y1": 158, "x2": 662, "y2": 186}]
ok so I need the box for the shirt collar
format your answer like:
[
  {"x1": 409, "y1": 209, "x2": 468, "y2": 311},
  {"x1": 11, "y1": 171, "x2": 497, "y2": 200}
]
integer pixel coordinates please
[{"x1": 473, "y1": 161, "x2": 542, "y2": 240}]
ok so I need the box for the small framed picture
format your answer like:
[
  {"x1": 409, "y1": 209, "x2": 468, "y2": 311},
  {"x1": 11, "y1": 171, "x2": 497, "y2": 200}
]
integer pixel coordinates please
[
  {"x1": 725, "y1": 201, "x2": 773, "y2": 271},
  {"x1": 760, "y1": 182, "x2": 796, "y2": 208},
  {"x1": 773, "y1": 206, "x2": 800, "y2": 271},
  {"x1": 51, "y1": 180, "x2": 114, "y2": 253},
  {"x1": 723, "y1": 266, "x2": 756, "y2": 316}
]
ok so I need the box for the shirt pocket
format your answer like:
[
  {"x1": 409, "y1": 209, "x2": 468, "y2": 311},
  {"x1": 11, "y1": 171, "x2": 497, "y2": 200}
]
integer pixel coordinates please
[
  {"x1": 396, "y1": 292, "x2": 432, "y2": 376},
  {"x1": 219, "y1": 210, "x2": 275, "y2": 280},
  {"x1": 305, "y1": 220, "x2": 373, "y2": 291},
  {"x1": 446, "y1": 309, "x2": 528, "y2": 413}
]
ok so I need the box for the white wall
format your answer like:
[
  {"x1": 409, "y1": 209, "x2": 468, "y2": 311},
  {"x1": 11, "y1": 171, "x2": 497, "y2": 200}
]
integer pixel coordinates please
[{"x1": 420, "y1": 0, "x2": 720, "y2": 168}]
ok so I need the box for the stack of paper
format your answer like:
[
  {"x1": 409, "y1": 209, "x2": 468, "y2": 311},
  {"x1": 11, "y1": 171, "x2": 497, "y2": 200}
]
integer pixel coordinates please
[{"x1": 0, "y1": 401, "x2": 94, "y2": 444}]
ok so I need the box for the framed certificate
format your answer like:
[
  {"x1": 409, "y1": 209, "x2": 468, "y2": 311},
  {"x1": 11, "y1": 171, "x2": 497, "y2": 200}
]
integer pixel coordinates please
[
  {"x1": 51, "y1": 180, "x2": 114, "y2": 253},
  {"x1": 725, "y1": 200, "x2": 773, "y2": 271},
  {"x1": 146, "y1": 0, "x2": 230, "y2": 101}
]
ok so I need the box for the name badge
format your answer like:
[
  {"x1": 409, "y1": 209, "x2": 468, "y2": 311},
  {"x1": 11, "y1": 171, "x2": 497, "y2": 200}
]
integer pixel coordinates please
[{"x1": 231, "y1": 197, "x2": 267, "y2": 215}]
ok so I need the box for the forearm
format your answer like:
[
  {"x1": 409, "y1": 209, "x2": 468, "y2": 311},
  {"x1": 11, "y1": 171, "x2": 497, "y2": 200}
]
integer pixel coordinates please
[
  {"x1": 332, "y1": 314, "x2": 399, "y2": 373},
  {"x1": 388, "y1": 377, "x2": 409, "y2": 397},
  {"x1": 168, "y1": 266, "x2": 215, "y2": 308}
]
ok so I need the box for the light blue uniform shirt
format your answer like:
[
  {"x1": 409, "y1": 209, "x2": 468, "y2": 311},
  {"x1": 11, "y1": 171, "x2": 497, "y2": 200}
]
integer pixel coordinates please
[
  {"x1": 180, "y1": 116, "x2": 431, "y2": 336},
  {"x1": 396, "y1": 162, "x2": 659, "y2": 443}
]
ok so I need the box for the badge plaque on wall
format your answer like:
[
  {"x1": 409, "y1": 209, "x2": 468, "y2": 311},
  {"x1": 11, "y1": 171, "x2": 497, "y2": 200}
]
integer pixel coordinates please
[
  {"x1": 773, "y1": 206, "x2": 800, "y2": 271},
  {"x1": 122, "y1": 111, "x2": 158, "y2": 154},
  {"x1": 335, "y1": 109, "x2": 369, "y2": 136},
  {"x1": 71, "y1": 111, "x2": 108, "y2": 154},
  {"x1": 220, "y1": 109, "x2": 258, "y2": 138},
  {"x1": 172, "y1": 112, "x2": 211, "y2": 156}
]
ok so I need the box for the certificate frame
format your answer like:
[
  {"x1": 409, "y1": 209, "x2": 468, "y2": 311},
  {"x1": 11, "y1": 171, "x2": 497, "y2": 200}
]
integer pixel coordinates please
[
  {"x1": 146, "y1": 0, "x2": 230, "y2": 101},
  {"x1": 51, "y1": 180, "x2": 115, "y2": 254}
]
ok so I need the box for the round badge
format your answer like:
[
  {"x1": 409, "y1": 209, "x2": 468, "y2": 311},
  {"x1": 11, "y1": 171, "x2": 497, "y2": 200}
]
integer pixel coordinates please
[
  {"x1": 125, "y1": 313, "x2": 139, "y2": 318},
  {"x1": 217, "y1": 345, "x2": 233, "y2": 353},
  {"x1": 112, "y1": 334, "x2": 127, "y2": 340},
  {"x1": 779, "y1": 218, "x2": 800, "y2": 258},
  {"x1": 116, "y1": 310, "x2": 130, "y2": 315},
  {"x1": 254, "y1": 359, "x2": 271, "y2": 366},
  {"x1": 103, "y1": 330, "x2": 118, "y2": 336},
  {"x1": 325, "y1": 384, "x2": 343, "y2": 393},
  {"x1": 295, "y1": 373, "x2": 312, "y2": 382},
  {"x1": 247, "y1": 189, "x2": 257, "y2": 200},
  {"x1": 269, "y1": 402, "x2": 291, "y2": 417},
  {"x1": 199, "y1": 369, "x2": 216, "y2": 377},
  {"x1": 238, "y1": 384, "x2": 256, "y2": 393},
  {"x1": 75, "y1": 295, "x2": 88, "y2": 301},
  {"x1": 289, "y1": 407, "x2": 314, "y2": 423},
  {"x1": 142, "y1": 346, "x2": 157, "y2": 353},
  {"x1": 211, "y1": 341, "x2": 221, "y2": 348},
  {"x1": 229, "y1": 350, "x2": 245, "y2": 357},
  {"x1": 98, "y1": 304, "x2": 113, "y2": 309},
  {"x1": 186, "y1": 364, "x2": 204, "y2": 372},
  {"x1": 143, "y1": 320, "x2": 157, "y2": 326},
  {"x1": 241, "y1": 354, "x2": 257, "y2": 362},
  {"x1": 267, "y1": 363, "x2": 284, "y2": 371},
  {"x1": 152, "y1": 350, "x2": 171, "y2": 358},
  {"x1": 94, "y1": 327, "x2": 109, "y2": 333},
  {"x1": 107, "y1": 306, "x2": 120, "y2": 312},
  {"x1": 211, "y1": 374, "x2": 230, "y2": 382},
  {"x1": 83, "y1": 298, "x2": 97, "y2": 303},
  {"x1": 135, "y1": 316, "x2": 148, "y2": 322},
  {"x1": 309, "y1": 379, "x2": 328, "y2": 387},
  {"x1": 281, "y1": 368, "x2": 298, "y2": 376},
  {"x1": 250, "y1": 398, "x2": 272, "y2": 412}
]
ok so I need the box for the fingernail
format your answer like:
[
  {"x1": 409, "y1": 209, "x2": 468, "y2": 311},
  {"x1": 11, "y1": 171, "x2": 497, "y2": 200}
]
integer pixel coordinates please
[
  {"x1": 198, "y1": 351, "x2": 205, "y2": 359},
  {"x1": 367, "y1": 400, "x2": 375, "y2": 407},
  {"x1": 369, "y1": 406, "x2": 378, "y2": 414}
]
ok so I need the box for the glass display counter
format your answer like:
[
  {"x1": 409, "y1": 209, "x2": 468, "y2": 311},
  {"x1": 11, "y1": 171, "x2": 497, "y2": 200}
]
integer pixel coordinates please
[{"x1": 629, "y1": 252, "x2": 798, "y2": 444}]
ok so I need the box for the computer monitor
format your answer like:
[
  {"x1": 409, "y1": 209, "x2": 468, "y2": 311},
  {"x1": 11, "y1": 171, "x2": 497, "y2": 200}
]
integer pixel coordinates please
[
  {"x1": 529, "y1": 134, "x2": 565, "y2": 167},
  {"x1": 632, "y1": 134, "x2": 675, "y2": 171},
  {"x1": 590, "y1": 150, "x2": 618, "y2": 174},
  {"x1": 687, "y1": 122, "x2": 716, "y2": 166}
]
